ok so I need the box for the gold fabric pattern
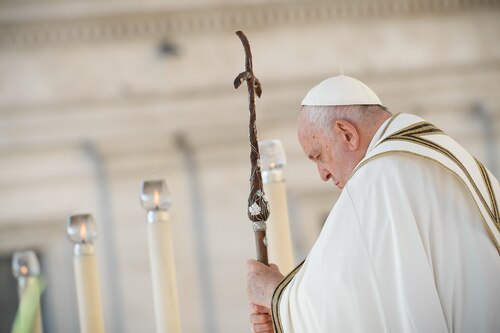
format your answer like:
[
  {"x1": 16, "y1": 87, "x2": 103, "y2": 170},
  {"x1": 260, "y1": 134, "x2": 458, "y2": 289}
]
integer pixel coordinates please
[
  {"x1": 475, "y1": 158, "x2": 499, "y2": 230},
  {"x1": 385, "y1": 121, "x2": 444, "y2": 138},
  {"x1": 382, "y1": 134, "x2": 496, "y2": 223},
  {"x1": 353, "y1": 149, "x2": 500, "y2": 255},
  {"x1": 271, "y1": 260, "x2": 305, "y2": 333},
  {"x1": 351, "y1": 118, "x2": 500, "y2": 255},
  {"x1": 377, "y1": 113, "x2": 401, "y2": 141}
]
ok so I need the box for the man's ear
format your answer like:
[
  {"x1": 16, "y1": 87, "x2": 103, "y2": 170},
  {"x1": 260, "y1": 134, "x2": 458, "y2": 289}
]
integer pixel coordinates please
[{"x1": 334, "y1": 119, "x2": 360, "y2": 151}]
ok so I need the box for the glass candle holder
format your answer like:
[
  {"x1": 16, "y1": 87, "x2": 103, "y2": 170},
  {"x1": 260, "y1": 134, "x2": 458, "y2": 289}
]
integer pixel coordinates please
[
  {"x1": 259, "y1": 139, "x2": 286, "y2": 171},
  {"x1": 67, "y1": 214, "x2": 98, "y2": 256},
  {"x1": 12, "y1": 250, "x2": 40, "y2": 278},
  {"x1": 140, "y1": 179, "x2": 173, "y2": 211},
  {"x1": 259, "y1": 140, "x2": 286, "y2": 183},
  {"x1": 67, "y1": 214, "x2": 98, "y2": 244}
]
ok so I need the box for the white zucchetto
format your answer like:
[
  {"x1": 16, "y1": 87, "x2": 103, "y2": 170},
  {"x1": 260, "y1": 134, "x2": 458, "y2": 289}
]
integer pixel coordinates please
[{"x1": 302, "y1": 74, "x2": 382, "y2": 106}]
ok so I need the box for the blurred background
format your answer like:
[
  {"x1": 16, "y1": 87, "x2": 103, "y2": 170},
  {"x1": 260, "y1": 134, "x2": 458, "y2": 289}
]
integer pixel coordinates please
[{"x1": 0, "y1": 0, "x2": 499, "y2": 332}]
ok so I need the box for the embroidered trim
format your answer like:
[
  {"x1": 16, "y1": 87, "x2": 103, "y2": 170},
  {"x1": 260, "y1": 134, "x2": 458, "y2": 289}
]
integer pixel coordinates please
[
  {"x1": 271, "y1": 260, "x2": 305, "y2": 333},
  {"x1": 387, "y1": 121, "x2": 444, "y2": 138},
  {"x1": 383, "y1": 135, "x2": 496, "y2": 223},
  {"x1": 351, "y1": 149, "x2": 500, "y2": 256},
  {"x1": 352, "y1": 120, "x2": 444, "y2": 176},
  {"x1": 377, "y1": 112, "x2": 401, "y2": 142},
  {"x1": 352, "y1": 118, "x2": 500, "y2": 254},
  {"x1": 475, "y1": 158, "x2": 499, "y2": 228}
]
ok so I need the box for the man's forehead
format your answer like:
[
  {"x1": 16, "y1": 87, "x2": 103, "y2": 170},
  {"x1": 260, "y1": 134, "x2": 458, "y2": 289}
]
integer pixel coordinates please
[
  {"x1": 300, "y1": 133, "x2": 321, "y2": 154},
  {"x1": 297, "y1": 113, "x2": 317, "y2": 136},
  {"x1": 298, "y1": 120, "x2": 321, "y2": 140}
]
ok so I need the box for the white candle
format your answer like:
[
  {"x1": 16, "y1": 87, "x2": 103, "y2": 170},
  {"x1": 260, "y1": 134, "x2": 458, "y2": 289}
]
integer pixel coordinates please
[
  {"x1": 259, "y1": 140, "x2": 295, "y2": 274},
  {"x1": 12, "y1": 250, "x2": 44, "y2": 333},
  {"x1": 67, "y1": 214, "x2": 105, "y2": 333},
  {"x1": 141, "y1": 180, "x2": 182, "y2": 333}
]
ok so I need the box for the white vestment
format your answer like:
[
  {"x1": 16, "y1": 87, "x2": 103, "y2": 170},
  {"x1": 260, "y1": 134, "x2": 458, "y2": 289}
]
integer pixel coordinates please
[{"x1": 272, "y1": 113, "x2": 500, "y2": 333}]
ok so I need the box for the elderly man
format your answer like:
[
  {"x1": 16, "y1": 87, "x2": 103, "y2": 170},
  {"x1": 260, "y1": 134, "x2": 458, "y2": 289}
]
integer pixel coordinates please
[{"x1": 247, "y1": 75, "x2": 500, "y2": 333}]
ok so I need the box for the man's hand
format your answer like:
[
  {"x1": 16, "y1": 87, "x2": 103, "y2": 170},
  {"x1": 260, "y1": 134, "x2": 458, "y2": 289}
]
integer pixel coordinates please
[
  {"x1": 246, "y1": 260, "x2": 284, "y2": 309},
  {"x1": 250, "y1": 303, "x2": 274, "y2": 333}
]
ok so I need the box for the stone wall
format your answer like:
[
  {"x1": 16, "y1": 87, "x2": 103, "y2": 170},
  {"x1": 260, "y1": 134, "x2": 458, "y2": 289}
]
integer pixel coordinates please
[{"x1": 0, "y1": 1, "x2": 499, "y2": 332}]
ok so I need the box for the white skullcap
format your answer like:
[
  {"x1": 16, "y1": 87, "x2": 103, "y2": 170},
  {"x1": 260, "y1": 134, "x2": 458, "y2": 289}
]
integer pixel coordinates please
[{"x1": 301, "y1": 74, "x2": 382, "y2": 106}]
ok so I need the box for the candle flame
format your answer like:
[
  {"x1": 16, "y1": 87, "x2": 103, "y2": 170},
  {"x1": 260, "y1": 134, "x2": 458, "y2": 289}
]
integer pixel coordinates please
[
  {"x1": 153, "y1": 190, "x2": 160, "y2": 209},
  {"x1": 20, "y1": 265, "x2": 28, "y2": 275},
  {"x1": 80, "y1": 223, "x2": 87, "y2": 242}
]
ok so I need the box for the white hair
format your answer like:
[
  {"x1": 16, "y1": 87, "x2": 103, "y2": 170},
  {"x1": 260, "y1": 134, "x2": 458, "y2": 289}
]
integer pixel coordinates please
[{"x1": 300, "y1": 104, "x2": 391, "y2": 136}]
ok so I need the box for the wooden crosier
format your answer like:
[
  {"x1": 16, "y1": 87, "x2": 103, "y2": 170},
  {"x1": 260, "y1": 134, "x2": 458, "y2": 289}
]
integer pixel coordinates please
[{"x1": 234, "y1": 30, "x2": 270, "y2": 265}]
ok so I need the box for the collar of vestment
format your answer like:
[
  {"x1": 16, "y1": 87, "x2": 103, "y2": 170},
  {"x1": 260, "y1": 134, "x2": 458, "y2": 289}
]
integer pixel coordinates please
[
  {"x1": 366, "y1": 116, "x2": 392, "y2": 153},
  {"x1": 351, "y1": 112, "x2": 500, "y2": 255}
]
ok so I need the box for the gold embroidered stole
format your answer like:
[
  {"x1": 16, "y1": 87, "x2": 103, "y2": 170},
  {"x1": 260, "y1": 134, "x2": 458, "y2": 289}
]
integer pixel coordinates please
[
  {"x1": 271, "y1": 260, "x2": 304, "y2": 333},
  {"x1": 353, "y1": 113, "x2": 499, "y2": 255}
]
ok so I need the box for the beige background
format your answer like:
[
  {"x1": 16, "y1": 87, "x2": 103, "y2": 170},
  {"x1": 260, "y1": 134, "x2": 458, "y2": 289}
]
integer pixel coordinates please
[{"x1": 0, "y1": 0, "x2": 499, "y2": 332}]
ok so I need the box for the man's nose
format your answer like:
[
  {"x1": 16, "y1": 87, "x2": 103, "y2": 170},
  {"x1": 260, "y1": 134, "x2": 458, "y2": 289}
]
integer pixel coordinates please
[{"x1": 317, "y1": 165, "x2": 331, "y2": 182}]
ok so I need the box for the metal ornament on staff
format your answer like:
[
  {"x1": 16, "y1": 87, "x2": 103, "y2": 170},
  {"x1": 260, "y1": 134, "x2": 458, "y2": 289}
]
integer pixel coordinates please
[{"x1": 234, "y1": 30, "x2": 270, "y2": 265}]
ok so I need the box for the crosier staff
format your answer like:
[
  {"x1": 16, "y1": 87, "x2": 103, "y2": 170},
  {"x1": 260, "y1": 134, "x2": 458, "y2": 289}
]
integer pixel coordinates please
[{"x1": 234, "y1": 30, "x2": 270, "y2": 265}]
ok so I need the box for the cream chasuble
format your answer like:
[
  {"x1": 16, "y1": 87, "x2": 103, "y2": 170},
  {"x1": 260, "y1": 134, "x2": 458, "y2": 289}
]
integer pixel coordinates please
[{"x1": 272, "y1": 113, "x2": 500, "y2": 333}]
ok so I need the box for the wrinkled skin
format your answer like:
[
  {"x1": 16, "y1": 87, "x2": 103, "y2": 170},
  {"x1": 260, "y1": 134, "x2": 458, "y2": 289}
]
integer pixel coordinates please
[
  {"x1": 249, "y1": 303, "x2": 274, "y2": 333},
  {"x1": 296, "y1": 113, "x2": 365, "y2": 189},
  {"x1": 247, "y1": 261, "x2": 283, "y2": 332}
]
